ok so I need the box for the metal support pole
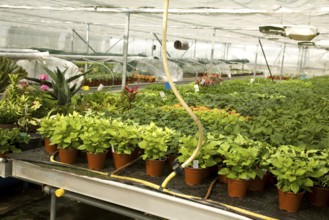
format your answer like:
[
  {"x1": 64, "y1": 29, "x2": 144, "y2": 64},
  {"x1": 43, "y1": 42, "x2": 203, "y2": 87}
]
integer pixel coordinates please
[
  {"x1": 105, "y1": 37, "x2": 123, "y2": 54},
  {"x1": 44, "y1": 186, "x2": 160, "y2": 220},
  {"x1": 152, "y1": 33, "x2": 171, "y2": 58},
  {"x1": 71, "y1": 29, "x2": 74, "y2": 53},
  {"x1": 122, "y1": 12, "x2": 130, "y2": 89},
  {"x1": 253, "y1": 45, "x2": 259, "y2": 78},
  {"x1": 209, "y1": 28, "x2": 216, "y2": 73},
  {"x1": 193, "y1": 39, "x2": 197, "y2": 58},
  {"x1": 50, "y1": 193, "x2": 57, "y2": 220},
  {"x1": 280, "y1": 43, "x2": 286, "y2": 79},
  {"x1": 258, "y1": 39, "x2": 273, "y2": 80},
  {"x1": 72, "y1": 29, "x2": 97, "y2": 54},
  {"x1": 86, "y1": 23, "x2": 90, "y2": 54}
]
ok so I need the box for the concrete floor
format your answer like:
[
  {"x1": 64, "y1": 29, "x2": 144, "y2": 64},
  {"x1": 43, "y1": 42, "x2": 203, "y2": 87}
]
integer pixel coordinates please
[{"x1": 0, "y1": 180, "x2": 134, "y2": 220}]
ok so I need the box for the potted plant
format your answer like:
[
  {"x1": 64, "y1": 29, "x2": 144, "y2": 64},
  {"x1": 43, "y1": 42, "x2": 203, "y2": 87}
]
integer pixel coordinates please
[
  {"x1": 217, "y1": 134, "x2": 265, "y2": 198},
  {"x1": 78, "y1": 117, "x2": 111, "y2": 170},
  {"x1": 0, "y1": 128, "x2": 29, "y2": 158},
  {"x1": 138, "y1": 122, "x2": 174, "y2": 177},
  {"x1": 37, "y1": 114, "x2": 58, "y2": 155},
  {"x1": 268, "y1": 145, "x2": 324, "y2": 212},
  {"x1": 308, "y1": 148, "x2": 329, "y2": 207},
  {"x1": 49, "y1": 112, "x2": 85, "y2": 164},
  {"x1": 108, "y1": 119, "x2": 141, "y2": 169},
  {"x1": 177, "y1": 133, "x2": 221, "y2": 185}
]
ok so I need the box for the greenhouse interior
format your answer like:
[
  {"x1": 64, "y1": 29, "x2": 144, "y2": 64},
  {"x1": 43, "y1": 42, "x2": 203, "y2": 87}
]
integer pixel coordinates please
[{"x1": 0, "y1": 0, "x2": 329, "y2": 219}]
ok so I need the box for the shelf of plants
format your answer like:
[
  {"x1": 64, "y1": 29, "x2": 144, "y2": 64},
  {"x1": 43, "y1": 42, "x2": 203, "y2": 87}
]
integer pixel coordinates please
[{"x1": 0, "y1": 63, "x2": 329, "y2": 219}]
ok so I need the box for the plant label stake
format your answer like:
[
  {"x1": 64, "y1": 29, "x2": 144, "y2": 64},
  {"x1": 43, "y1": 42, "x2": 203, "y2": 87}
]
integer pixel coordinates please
[
  {"x1": 111, "y1": 144, "x2": 115, "y2": 153},
  {"x1": 194, "y1": 84, "x2": 200, "y2": 92},
  {"x1": 193, "y1": 160, "x2": 199, "y2": 169},
  {"x1": 97, "y1": 84, "x2": 104, "y2": 91},
  {"x1": 159, "y1": 91, "x2": 167, "y2": 100}
]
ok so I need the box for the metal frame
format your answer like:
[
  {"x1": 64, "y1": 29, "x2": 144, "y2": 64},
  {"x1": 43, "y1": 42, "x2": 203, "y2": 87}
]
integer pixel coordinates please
[{"x1": 7, "y1": 159, "x2": 250, "y2": 220}]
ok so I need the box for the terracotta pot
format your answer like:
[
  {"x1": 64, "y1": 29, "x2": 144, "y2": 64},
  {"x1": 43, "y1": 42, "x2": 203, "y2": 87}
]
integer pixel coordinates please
[
  {"x1": 145, "y1": 158, "x2": 167, "y2": 177},
  {"x1": 227, "y1": 178, "x2": 249, "y2": 199},
  {"x1": 184, "y1": 167, "x2": 207, "y2": 186},
  {"x1": 248, "y1": 176, "x2": 266, "y2": 192},
  {"x1": 0, "y1": 124, "x2": 16, "y2": 129},
  {"x1": 264, "y1": 171, "x2": 276, "y2": 187},
  {"x1": 166, "y1": 154, "x2": 178, "y2": 171},
  {"x1": 278, "y1": 189, "x2": 305, "y2": 212},
  {"x1": 86, "y1": 152, "x2": 107, "y2": 171},
  {"x1": 58, "y1": 148, "x2": 78, "y2": 164},
  {"x1": 0, "y1": 151, "x2": 8, "y2": 158},
  {"x1": 112, "y1": 152, "x2": 133, "y2": 170},
  {"x1": 218, "y1": 174, "x2": 228, "y2": 184},
  {"x1": 44, "y1": 138, "x2": 57, "y2": 156},
  {"x1": 206, "y1": 165, "x2": 219, "y2": 178},
  {"x1": 309, "y1": 186, "x2": 329, "y2": 207}
]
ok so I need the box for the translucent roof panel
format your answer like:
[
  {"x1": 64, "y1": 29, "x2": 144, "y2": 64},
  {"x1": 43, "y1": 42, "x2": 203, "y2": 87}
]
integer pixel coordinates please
[{"x1": 1, "y1": 0, "x2": 329, "y2": 46}]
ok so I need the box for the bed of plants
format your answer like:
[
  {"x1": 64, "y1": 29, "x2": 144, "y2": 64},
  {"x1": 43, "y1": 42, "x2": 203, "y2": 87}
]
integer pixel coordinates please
[{"x1": 2, "y1": 57, "x2": 329, "y2": 213}]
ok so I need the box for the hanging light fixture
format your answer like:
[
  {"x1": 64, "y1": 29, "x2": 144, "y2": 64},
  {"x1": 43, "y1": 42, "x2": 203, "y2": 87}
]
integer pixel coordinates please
[{"x1": 259, "y1": 25, "x2": 319, "y2": 41}]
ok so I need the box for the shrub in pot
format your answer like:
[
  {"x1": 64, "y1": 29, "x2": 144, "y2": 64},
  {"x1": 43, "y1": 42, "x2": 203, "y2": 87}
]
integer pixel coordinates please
[
  {"x1": 37, "y1": 115, "x2": 58, "y2": 155},
  {"x1": 268, "y1": 145, "x2": 325, "y2": 212},
  {"x1": 107, "y1": 119, "x2": 141, "y2": 169},
  {"x1": 78, "y1": 117, "x2": 111, "y2": 170},
  {"x1": 138, "y1": 122, "x2": 174, "y2": 177},
  {"x1": 217, "y1": 134, "x2": 266, "y2": 198},
  {"x1": 49, "y1": 112, "x2": 85, "y2": 164},
  {"x1": 177, "y1": 133, "x2": 221, "y2": 185},
  {"x1": 308, "y1": 148, "x2": 329, "y2": 207}
]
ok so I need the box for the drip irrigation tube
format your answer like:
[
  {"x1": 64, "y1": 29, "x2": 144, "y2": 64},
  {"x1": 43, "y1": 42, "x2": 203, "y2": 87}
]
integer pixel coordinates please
[
  {"x1": 160, "y1": 0, "x2": 204, "y2": 189},
  {"x1": 46, "y1": 152, "x2": 276, "y2": 219}
]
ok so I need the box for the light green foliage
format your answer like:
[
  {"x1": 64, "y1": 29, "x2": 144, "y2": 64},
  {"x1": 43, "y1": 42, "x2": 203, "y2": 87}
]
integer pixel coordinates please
[
  {"x1": 49, "y1": 112, "x2": 84, "y2": 149},
  {"x1": 138, "y1": 122, "x2": 174, "y2": 160},
  {"x1": 177, "y1": 133, "x2": 221, "y2": 168},
  {"x1": 0, "y1": 128, "x2": 29, "y2": 153},
  {"x1": 108, "y1": 119, "x2": 141, "y2": 155},
  {"x1": 78, "y1": 117, "x2": 111, "y2": 154},
  {"x1": 268, "y1": 145, "x2": 328, "y2": 193},
  {"x1": 217, "y1": 134, "x2": 270, "y2": 180}
]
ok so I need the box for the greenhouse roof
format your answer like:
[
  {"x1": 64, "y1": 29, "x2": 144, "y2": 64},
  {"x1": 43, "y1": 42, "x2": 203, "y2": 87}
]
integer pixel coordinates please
[{"x1": 1, "y1": 0, "x2": 329, "y2": 47}]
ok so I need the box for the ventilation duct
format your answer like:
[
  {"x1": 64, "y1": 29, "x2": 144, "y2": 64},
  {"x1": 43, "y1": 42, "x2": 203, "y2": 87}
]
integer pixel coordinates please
[{"x1": 174, "y1": 40, "x2": 189, "y2": 50}]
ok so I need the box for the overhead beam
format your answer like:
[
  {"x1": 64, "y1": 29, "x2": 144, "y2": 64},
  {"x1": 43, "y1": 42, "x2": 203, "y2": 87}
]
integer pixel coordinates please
[{"x1": 0, "y1": 5, "x2": 322, "y2": 15}]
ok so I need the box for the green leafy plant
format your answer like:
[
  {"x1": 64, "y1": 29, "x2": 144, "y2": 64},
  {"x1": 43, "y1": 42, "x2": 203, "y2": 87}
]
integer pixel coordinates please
[
  {"x1": 78, "y1": 117, "x2": 111, "y2": 154},
  {"x1": 49, "y1": 112, "x2": 84, "y2": 149},
  {"x1": 268, "y1": 145, "x2": 326, "y2": 193},
  {"x1": 108, "y1": 119, "x2": 141, "y2": 155},
  {"x1": 0, "y1": 128, "x2": 29, "y2": 154},
  {"x1": 138, "y1": 122, "x2": 174, "y2": 160},
  {"x1": 0, "y1": 74, "x2": 40, "y2": 125},
  {"x1": 217, "y1": 134, "x2": 268, "y2": 180},
  {"x1": 177, "y1": 133, "x2": 221, "y2": 168},
  {"x1": 0, "y1": 56, "x2": 28, "y2": 92}
]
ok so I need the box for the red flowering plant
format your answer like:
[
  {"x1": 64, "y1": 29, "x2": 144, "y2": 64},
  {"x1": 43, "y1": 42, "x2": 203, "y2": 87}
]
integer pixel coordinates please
[{"x1": 121, "y1": 85, "x2": 139, "y2": 110}]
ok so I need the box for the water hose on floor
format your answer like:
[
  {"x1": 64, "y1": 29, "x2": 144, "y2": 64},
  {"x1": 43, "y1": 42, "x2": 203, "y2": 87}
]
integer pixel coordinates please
[{"x1": 160, "y1": 0, "x2": 204, "y2": 189}]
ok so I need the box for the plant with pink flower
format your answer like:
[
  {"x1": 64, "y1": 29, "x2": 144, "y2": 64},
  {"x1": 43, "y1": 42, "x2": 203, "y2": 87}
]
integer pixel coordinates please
[
  {"x1": 40, "y1": 85, "x2": 49, "y2": 91},
  {"x1": 39, "y1": 74, "x2": 49, "y2": 81}
]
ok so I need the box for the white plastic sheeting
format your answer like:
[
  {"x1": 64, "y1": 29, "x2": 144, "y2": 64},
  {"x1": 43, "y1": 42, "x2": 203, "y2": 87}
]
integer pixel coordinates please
[
  {"x1": 1, "y1": 1, "x2": 329, "y2": 77},
  {"x1": 16, "y1": 52, "x2": 83, "y2": 86}
]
